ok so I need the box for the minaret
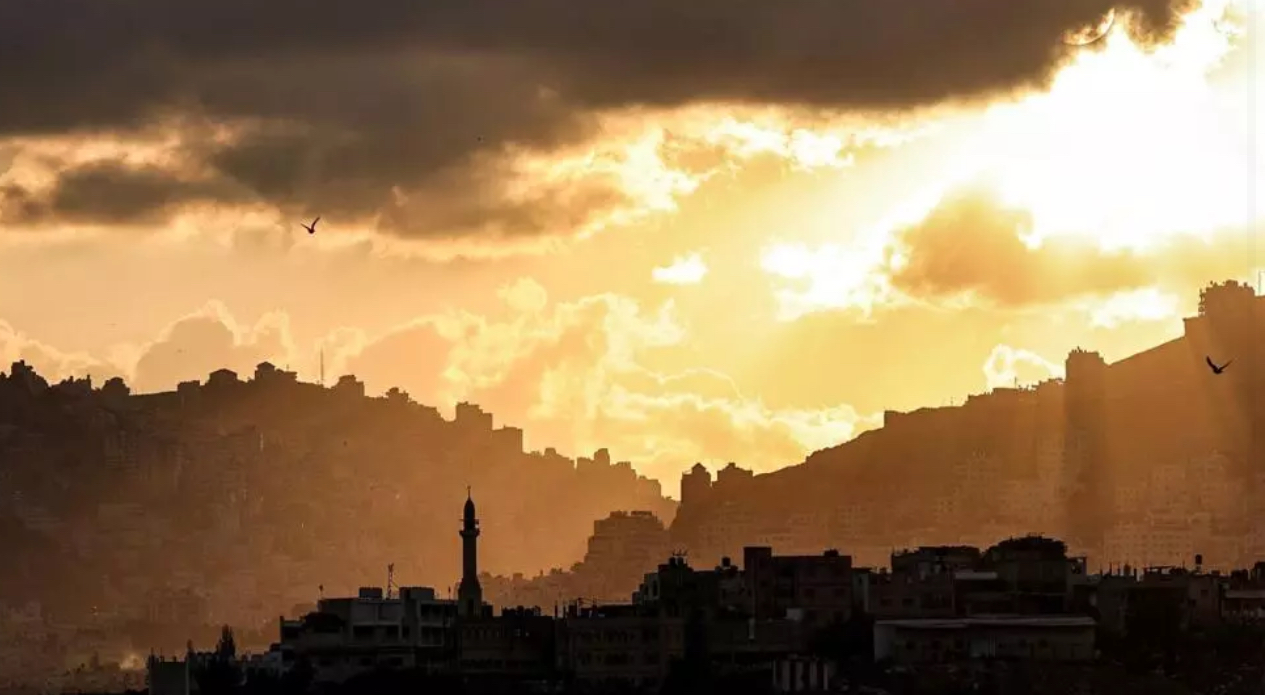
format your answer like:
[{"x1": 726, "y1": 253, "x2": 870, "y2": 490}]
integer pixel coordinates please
[{"x1": 457, "y1": 487, "x2": 483, "y2": 618}]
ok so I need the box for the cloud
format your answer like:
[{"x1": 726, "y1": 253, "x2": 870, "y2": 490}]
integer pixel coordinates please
[
  {"x1": 588, "y1": 384, "x2": 881, "y2": 483},
  {"x1": 882, "y1": 184, "x2": 1265, "y2": 311},
  {"x1": 0, "y1": 0, "x2": 1193, "y2": 242},
  {"x1": 342, "y1": 280, "x2": 877, "y2": 482},
  {"x1": 0, "y1": 320, "x2": 125, "y2": 383},
  {"x1": 982, "y1": 344, "x2": 1064, "y2": 390},
  {"x1": 129, "y1": 301, "x2": 296, "y2": 392},
  {"x1": 888, "y1": 188, "x2": 1158, "y2": 306},
  {"x1": 652, "y1": 253, "x2": 708, "y2": 285},
  {"x1": 1084, "y1": 288, "x2": 1182, "y2": 328},
  {"x1": 0, "y1": 146, "x2": 15, "y2": 178},
  {"x1": 2, "y1": 160, "x2": 249, "y2": 226}
]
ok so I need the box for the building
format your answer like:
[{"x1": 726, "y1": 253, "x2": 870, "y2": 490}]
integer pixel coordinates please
[
  {"x1": 458, "y1": 606, "x2": 557, "y2": 683},
  {"x1": 557, "y1": 604, "x2": 683, "y2": 688},
  {"x1": 743, "y1": 547, "x2": 854, "y2": 628},
  {"x1": 1093, "y1": 564, "x2": 1223, "y2": 636},
  {"x1": 275, "y1": 584, "x2": 458, "y2": 684},
  {"x1": 873, "y1": 616, "x2": 1097, "y2": 664}
]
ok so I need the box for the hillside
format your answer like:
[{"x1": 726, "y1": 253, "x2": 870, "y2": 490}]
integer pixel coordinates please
[
  {"x1": 668, "y1": 280, "x2": 1265, "y2": 570},
  {"x1": 0, "y1": 362, "x2": 674, "y2": 660}
]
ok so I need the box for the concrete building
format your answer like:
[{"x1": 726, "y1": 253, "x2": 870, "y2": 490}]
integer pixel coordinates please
[
  {"x1": 276, "y1": 584, "x2": 458, "y2": 684},
  {"x1": 874, "y1": 616, "x2": 1097, "y2": 664},
  {"x1": 458, "y1": 606, "x2": 557, "y2": 682},
  {"x1": 743, "y1": 547, "x2": 854, "y2": 628},
  {"x1": 558, "y1": 604, "x2": 684, "y2": 688}
]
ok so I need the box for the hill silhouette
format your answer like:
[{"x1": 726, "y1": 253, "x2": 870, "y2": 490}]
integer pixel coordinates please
[
  {"x1": 4, "y1": 279, "x2": 1264, "y2": 665},
  {"x1": 456, "y1": 280, "x2": 1265, "y2": 612},
  {"x1": 666, "y1": 280, "x2": 1265, "y2": 572},
  {"x1": 0, "y1": 363, "x2": 673, "y2": 665}
]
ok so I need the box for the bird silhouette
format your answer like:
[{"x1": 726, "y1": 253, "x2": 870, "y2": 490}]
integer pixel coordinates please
[
  {"x1": 1206, "y1": 356, "x2": 1232, "y2": 375},
  {"x1": 300, "y1": 217, "x2": 320, "y2": 234}
]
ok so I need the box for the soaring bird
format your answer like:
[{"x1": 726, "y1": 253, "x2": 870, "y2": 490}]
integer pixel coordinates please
[
  {"x1": 300, "y1": 217, "x2": 320, "y2": 234},
  {"x1": 1206, "y1": 356, "x2": 1232, "y2": 375}
]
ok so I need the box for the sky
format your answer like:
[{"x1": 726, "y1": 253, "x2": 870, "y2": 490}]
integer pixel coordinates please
[{"x1": 0, "y1": 0, "x2": 1261, "y2": 493}]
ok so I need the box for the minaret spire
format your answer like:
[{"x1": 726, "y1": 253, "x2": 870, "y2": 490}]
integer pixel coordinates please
[{"x1": 457, "y1": 490, "x2": 483, "y2": 618}]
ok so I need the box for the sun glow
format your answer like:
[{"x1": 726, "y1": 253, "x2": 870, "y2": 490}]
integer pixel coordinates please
[
  {"x1": 975, "y1": 0, "x2": 1257, "y2": 251},
  {"x1": 751, "y1": 0, "x2": 1260, "y2": 317}
]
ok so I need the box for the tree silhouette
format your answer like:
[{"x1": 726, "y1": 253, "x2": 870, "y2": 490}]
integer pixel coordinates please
[
  {"x1": 193, "y1": 626, "x2": 243, "y2": 695},
  {"x1": 216, "y1": 625, "x2": 237, "y2": 660}
]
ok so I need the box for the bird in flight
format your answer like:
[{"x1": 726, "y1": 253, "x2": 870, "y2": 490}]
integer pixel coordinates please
[
  {"x1": 1206, "y1": 356, "x2": 1232, "y2": 375},
  {"x1": 300, "y1": 217, "x2": 320, "y2": 235}
]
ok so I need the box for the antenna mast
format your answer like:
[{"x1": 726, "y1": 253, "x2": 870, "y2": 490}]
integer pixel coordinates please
[
  {"x1": 386, "y1": 563, "x2": 395, "y2": 600},
  {"x1": 319, "y1": 349, "x2": 326, "y2": 387}
]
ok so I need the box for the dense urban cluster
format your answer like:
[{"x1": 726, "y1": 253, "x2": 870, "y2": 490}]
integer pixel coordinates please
[{"x1": 148, "y1": 495, "x2": 1265, "y2": 695}]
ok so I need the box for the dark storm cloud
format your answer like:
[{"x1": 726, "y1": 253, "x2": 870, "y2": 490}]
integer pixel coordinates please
[
  {"x1": 0, "y1": 0, "x2": 1193, "y2": 236},
  {"x1": 2, "y1": 161, "x2": 249, "y2": 226}
]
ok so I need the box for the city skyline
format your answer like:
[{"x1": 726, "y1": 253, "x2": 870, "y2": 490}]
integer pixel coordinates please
[{"x1": 1, "y1": 0, "x2": 1261, "y2": 488}]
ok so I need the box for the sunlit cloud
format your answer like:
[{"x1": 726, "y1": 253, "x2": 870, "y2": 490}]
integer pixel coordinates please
[
  {"x1": 652, "y1": 253, "x2": 708, "y2": 285},
  {"x1": 974, "y1": 0, "x2": 1258, "y2": 251},
  {"x1": 743, "y1": 1, "x2": 1258, "y2": 321},
  {"x1": 1085, "y1": 287, "x2": 1183, "y2": 328},
  {"x1": 759, "y1": 236, "x2": 899, "y2": 321},
  {"x1": 982, "y1": 345, "x2": 1064, "y2": 390}
]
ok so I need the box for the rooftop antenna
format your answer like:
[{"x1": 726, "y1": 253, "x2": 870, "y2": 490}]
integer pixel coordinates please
[
  {"x1": 386, "y1": 563, "x2": 396, "y2": 600},
  {"x1": 319, "y1": 349, "x2": 325, "y2": 387}
]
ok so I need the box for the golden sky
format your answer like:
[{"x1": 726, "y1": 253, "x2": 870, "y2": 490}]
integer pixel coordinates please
[{"x1": 0, "y1": 0, "x2": 1260, "y2": 494}]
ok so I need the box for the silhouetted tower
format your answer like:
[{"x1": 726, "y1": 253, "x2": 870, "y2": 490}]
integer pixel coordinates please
[
  {"x1": 1195, "y1": 281, "x2": 1264, "y2": 530},
  {"x1": 1063, "y1": 348, "x2": 1111, "y2": 556},
  {"x1": 457, "y1": 488, "x2": 483, "y2": 618}
]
